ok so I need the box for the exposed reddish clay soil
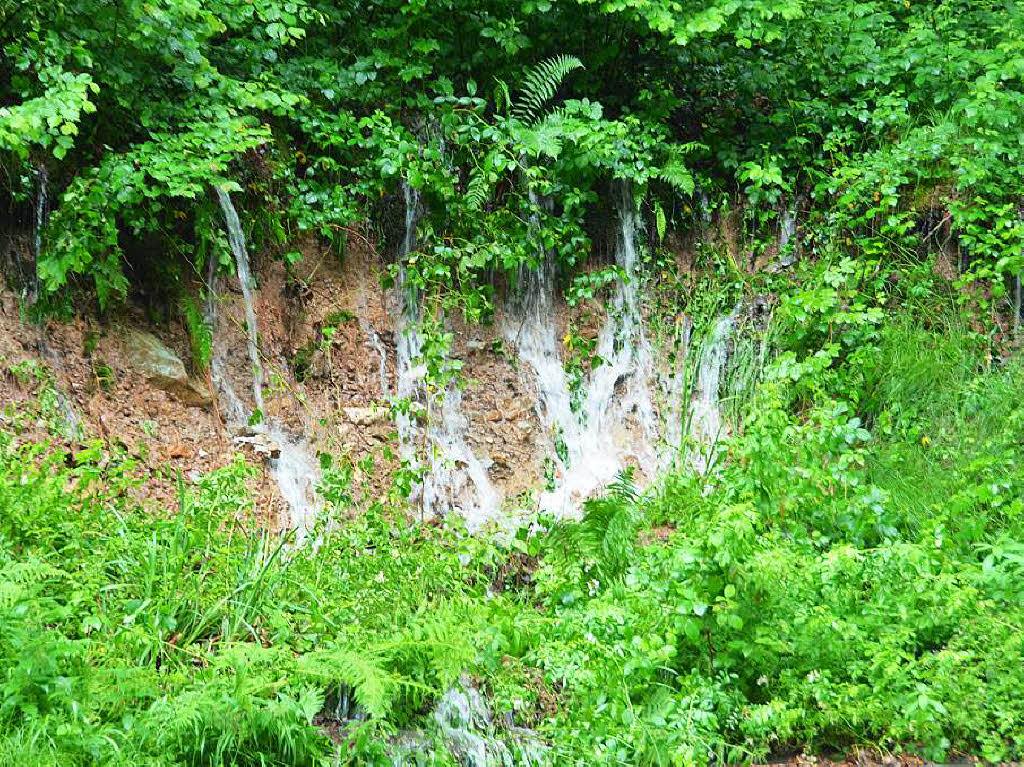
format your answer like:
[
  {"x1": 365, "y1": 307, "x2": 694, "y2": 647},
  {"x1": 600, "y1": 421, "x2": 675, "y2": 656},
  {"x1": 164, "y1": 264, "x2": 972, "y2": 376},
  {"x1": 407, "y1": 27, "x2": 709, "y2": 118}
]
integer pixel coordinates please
[
  {"x1": 0, "y1": 288, "x2": 275, "y2": 522},
  {"x1": 1, "y1": 225, "x2": 568, "y2": 528}
]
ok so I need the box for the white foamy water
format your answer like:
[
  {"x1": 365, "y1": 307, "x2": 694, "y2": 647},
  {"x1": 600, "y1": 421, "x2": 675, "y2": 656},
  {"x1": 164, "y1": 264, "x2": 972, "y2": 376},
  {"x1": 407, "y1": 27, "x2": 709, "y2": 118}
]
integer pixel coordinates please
[
  {"x1": 392, "y1": 183, "x2": 501, "y2": 527},
  {"x1": 503, "y1": 194, "x2": 576, "y2": 452},
  {"x1": 31, "y1": 164, "x2": 48, "y2": 303},
  {"x1": 215, "y1": 187, "x2": 264, "y2": 416},
  {"x1": 362, "y1": 319, "x2": 389, "y2": 397},
  {"x1": 214, "y1": 187, "x2": 320, "y2": 539},
  {"x1": 655, "y1": 315, "x2": 693, "y2": 470},
  {"x1": 507, "y1": 182, "x2": 657, "y2": 516},
  {"x1": 422, "y1": 382, "x2": 502, "y2": 529},
  {"x1": 686, "y1": 310, "x2": 738, "y2": 473},
  {"x1": 392, "y1": 183, "x2": 426, "y2": 474},
  {"x1": 779, "y1": 207, "x2": 797, "y2": 251}
]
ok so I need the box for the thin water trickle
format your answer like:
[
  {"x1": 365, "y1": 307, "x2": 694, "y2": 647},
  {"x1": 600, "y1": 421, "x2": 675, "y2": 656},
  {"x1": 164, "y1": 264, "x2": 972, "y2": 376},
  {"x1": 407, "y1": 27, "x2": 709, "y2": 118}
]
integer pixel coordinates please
[
  {"x1": 36, "y1": 339, "x2": 81, "y2": 440},
  {"x1": 214, "y1": 187, "x2": 320, "y2": 538},
  {"x1": 775, "y1": 200, "x2": 800, "y2": 270},
  {"x1": 422, "y1": 383, "x2": 502, "y2": 529},
  {"x1": 361, "y1": 318, "x2": 389, "y2": 397},
  {"x1": 31, "y1": 165, "x2": 48, "y2": 303},
  {"x1": 656, "y1": 314, "x2": 693, "y2": 470},
  {"x1": 778, "y1": 208, "x2": 797, "y2": 251},
  {"x1": 215, "y1": 187, "x2": 264, "y2": 415},
  {"x1": 392, "y1": 182, "x2": 501, "y2": 527},
  {"x1": 686, "y1": 310, "x2": 738, "y2": 473},
  {"x1": 393, "y1": 183, "x2": 426, "y2": 471}
]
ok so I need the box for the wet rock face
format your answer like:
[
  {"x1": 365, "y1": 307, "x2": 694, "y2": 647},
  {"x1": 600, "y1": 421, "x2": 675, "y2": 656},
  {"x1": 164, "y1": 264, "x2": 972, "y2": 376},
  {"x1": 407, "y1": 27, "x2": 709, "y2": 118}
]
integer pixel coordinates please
[{"x1": 119, "y1": 327, "x2": 211, "y2": 407}]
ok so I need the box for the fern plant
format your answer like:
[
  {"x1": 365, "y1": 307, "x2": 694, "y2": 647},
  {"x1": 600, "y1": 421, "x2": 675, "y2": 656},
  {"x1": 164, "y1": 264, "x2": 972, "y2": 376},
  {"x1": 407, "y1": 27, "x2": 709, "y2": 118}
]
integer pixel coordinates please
[
  {"x1": 465, "y1": 55, "x2": 584, "y2": 213},
  {"x1": 548, "y1": 470, "x2": 642, "y2": 583},
  {"x1": 511, "y1": 55, "x2": 584, "y2": 125},
  {"x1": 145, "y1": 647, "x2": 327, "y2": 767},
  {"x1": 297, "y1": 644, "x2": 408, "y2": 721}
]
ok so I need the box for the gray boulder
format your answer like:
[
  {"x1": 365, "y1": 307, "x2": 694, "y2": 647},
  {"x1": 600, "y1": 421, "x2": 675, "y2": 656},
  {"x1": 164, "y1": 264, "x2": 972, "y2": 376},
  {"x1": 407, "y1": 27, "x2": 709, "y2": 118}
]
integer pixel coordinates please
[{"x1": 119, "y1": 327, "x2": 211, "y2": 407}]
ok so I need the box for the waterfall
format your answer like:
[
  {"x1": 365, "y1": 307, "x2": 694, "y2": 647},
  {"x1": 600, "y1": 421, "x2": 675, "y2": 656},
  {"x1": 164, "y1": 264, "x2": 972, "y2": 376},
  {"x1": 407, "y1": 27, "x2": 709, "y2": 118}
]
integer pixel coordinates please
[
  {"x1": 393, "y1": 183, "x2": 426, "y2": 473},
  {"x1": 656, "y1": 314, "x2": 693, "y2": 469},
  {"x1": 422, "y1": 384, "x2": 502, "y2": 528},
  {"x1": 775, "y1": 199, "x2": 800, "y2": 269},
  {"x1": 204, "y1": 250, "x2": 247, "y2": 427},
  {"x1": 214, "y1": 187, "x2": 320, "y2": 539},
  {"x1": 361, "y1": 319, "x2": 389, "y2": 397},
  {"x1": 778, "y1": 208, "x2": 797, "y2": 251},
  {"x1": 215, "y1": 187, "x2": 264, "y2": 415},
  {"x1": 503, "y1": 191, "x2": 575, "y2": 459},
  {"x1": 686, "y1": 310, "x2": 738, "y2": 473},
  {"x1": 355, "y1": 263, "x2": 389, "y2": 397},
  {"x1": 392, "y1": 182, "x2": 500, "y2": 526},
  {"x1": 31, "y1": 165, "x2": 48, "y2": 303},
  {"x1": 509, "y1": 182, "x2": 657, "y2": 516},
  {"x1": 697, "y1": 187, "x2": 712, "y2": 225}
]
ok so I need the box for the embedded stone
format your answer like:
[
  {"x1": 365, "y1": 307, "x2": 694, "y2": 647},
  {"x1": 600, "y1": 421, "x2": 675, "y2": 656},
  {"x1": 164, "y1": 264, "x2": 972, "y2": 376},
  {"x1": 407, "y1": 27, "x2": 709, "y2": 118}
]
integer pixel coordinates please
[{"x1": 119, "y1": 327, "x2": 211, "y2": 407}]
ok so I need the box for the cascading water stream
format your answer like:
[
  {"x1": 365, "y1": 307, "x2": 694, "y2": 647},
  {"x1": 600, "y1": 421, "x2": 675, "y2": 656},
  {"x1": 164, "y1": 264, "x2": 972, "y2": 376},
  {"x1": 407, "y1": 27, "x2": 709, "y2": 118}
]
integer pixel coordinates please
[
  {"x1": 392, "y1": 183, "x2": 500, "y2": 527},
  {"x1": 215, "y1": 187, "x2": 264, "y2": 416},
  {"x1": 393, "y1": 183, "x2": 426, "y2": 474},
  {"x1": 204, "y1": 251, "x2": 247, "y2": 427},
  {"x1": 503, "y1": 191, "x2": 575, "y2": 443},
  {"x1": 778, "y1": 208, "x2": 797, "y2": 251},
  {"x1": 360, "y1": 316, "x2": 389, "y2": 397},
  {"x1": 31, "y1": 164, "x2": 48, "y2": 303},
  {"x1": 686, "y1": 310, "x2": 738, "y2": 473},
  {"x1": 355, "y1": 260, "x2": 389, "y2": 397},
  {"x1": 422, "y1": 383, "x2": 502, "y2": 528},
  {"x1": 508, "y1": 182, "x2": 657, "y2": 516},
  {"x1": 213, "y1": 187, "x2": 320, "y2": 538},
  {"x1": 28, "y1": 166, "x2": 79, "y2": 437},
  {"x1": 581, "y1": 182, "x2": 658, "y2": 445},
  {"x1": 656, "y1": 315, "x2": 693, "y2": 470}
]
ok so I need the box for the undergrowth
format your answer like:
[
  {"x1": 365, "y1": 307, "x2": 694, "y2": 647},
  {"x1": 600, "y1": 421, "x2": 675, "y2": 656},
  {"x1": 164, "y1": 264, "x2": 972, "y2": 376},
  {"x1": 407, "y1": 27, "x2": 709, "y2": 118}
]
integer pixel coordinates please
[{"x1": 1, "y1": 255, "x2": 1022, "y2": 764}]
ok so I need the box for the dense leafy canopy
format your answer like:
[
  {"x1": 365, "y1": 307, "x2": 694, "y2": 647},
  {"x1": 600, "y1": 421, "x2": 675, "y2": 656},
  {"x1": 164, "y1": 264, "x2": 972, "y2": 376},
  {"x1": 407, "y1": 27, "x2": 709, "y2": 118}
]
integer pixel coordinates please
[{"x1": 2, "y1": 0, "x2": 1022, "y2": 309}]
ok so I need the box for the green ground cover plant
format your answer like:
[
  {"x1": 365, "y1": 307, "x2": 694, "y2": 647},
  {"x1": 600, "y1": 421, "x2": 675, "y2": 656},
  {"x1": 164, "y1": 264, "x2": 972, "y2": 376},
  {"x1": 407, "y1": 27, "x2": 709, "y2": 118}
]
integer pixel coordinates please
[{"x1": 2, "y1": 257, "x2": 1022, "y2": 765}]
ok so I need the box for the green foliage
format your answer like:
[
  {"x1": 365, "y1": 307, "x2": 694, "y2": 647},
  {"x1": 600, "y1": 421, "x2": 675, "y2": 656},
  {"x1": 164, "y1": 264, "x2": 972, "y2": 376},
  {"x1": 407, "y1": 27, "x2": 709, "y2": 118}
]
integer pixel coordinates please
[
  {"x1": 3, "y1": 0, "x2": 1024, "y2": 763},
  {"x1": 3, "y1": 261, "x2": 1024, "y2": 763},
  {"x1": 0, "y1": 394, "x2": 510, "y2": 764},
  {"x1": 511, "y1": 55, "x2": 584, "y2": 123},
  {"x1": 1, "y1": 0, "x2": 1021, "y2": 318},
  {"x1": 146, "y1": 649, "x2": 327, "y2": 767},
  {"x1": 546, "y1": 472, "x2": 641, "y2": 587},
  {"x1": 180, "y1": 295, "x2": 213, "y2": 373}
]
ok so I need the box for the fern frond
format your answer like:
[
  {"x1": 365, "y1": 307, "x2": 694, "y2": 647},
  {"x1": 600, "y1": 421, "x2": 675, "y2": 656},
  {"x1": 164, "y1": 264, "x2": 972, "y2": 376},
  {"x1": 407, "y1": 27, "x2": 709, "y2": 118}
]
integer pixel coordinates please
[
  {"x1": 297, "y1": 646, "x2": 402, "y2": 720},
  {"x1": 396, "y1": 603, "x2": 477, "y2": 689},
  {"x1": 465, "y1": 165, "x2": 492, "y2": 212},
  {"x1": 655, "y1": 144, "x2": 699, "y2": 196},
  {"x1": 653, "y1": 199, "x2": 667, "y2": 241},
  {"x1": 0, "y1": 558, "x2": 64, "y2": 609},
  {"x1": 548, "y1": 470, "x2": 641, "y2": 581},
  {"x1": 607, "y1": 470, "x2": 640, "y2": 505},
  {"x1": 513, "y1": 55, "x2": 584, "y2": 124},
  {"x1": 516, "y1": 118, "x2": 566, "y2": 160},
  {"x1": 655, "y1": 162, "x2": 695, "y2": 197}
]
